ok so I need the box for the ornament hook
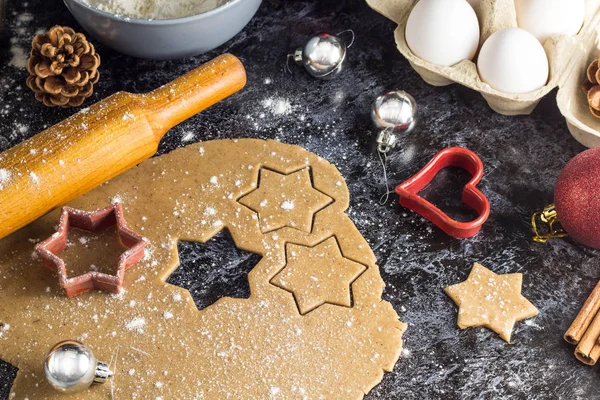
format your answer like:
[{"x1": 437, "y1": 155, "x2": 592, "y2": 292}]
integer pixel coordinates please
[
  {"x1": 284, "y1": 53, "x2": 295, "y2": 75},
  {"x1": 531, "y1": 204, "x2": 568, "y2": 243},
  {"x1": 336, "y1": 29, "x2": 356, "y2": 48}
]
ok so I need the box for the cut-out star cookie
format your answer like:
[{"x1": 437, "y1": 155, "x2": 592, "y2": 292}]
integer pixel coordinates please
[
  {"x1": 238, "y1": 167, "x2": 333, "y2": 233},
  {"x1": 271, "y1": 237, "x2": 367, "y2": 315},
  {"x1": 445, "y1": 263, "x2": 539, "y2": 342}
]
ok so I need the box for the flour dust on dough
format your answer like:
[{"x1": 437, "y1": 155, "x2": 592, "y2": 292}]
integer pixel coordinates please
[{"x1": 0, "y1": 139, "x2": 406, "y2": 399}]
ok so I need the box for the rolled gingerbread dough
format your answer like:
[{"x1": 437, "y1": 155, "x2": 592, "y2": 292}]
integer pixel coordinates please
[{"x1": 0, "y1": 139, "x2": 406, "y2": 399}]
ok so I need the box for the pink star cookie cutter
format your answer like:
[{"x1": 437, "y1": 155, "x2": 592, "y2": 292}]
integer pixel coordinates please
[{"x1": 35, "y1": 203, "x2": 148, "y2": 298}]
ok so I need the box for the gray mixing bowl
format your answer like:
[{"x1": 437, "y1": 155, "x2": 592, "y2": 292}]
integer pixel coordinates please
[{"x1": 63, "y1": 0, "x2": 262, "y2": 60}]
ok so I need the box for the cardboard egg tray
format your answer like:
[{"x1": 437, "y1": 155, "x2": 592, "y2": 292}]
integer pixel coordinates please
[{"x1": 366, "y1": 0, "x2": 600, "y2": 148}]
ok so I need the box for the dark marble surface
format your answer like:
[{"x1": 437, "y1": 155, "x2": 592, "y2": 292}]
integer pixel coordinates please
[{"x1": 1, "y1": 0, "x2": 599, "y2": 398}]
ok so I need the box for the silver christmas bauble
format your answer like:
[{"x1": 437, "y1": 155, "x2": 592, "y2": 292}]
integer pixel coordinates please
[
  {"x1": 372, "y1": 91, "x2": 417, "y2": 153},
  {"x1": 371, "y1": 91, "x2": 417, "y2": 132},
  {"x1": 294, "y1": 33, "x2": 347, "y2": 79},
  {"x1": 44, "y1": 340, "x2": 112, "y2": 393}
]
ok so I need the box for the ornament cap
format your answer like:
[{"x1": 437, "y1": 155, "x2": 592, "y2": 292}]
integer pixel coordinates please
[
  {"x1": 94, "y1": 361, "x2": 113, "y2": 384},
  {"x1": 376, "y1": 129, "x2": 399, "y2": 154},
  {"x1": 531, "y1": 204, "x2": 568, "y2": 243},
  {"x1": 294, "y1": 48, "x2": 304, "y2": 65}
]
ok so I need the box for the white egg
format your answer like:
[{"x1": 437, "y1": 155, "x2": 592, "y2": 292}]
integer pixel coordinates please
[
  {"x1": 405, "y1": 0, "x2": 480, "y2": 66},
  {"x1": 589, "y1": 0, "x2": 600, "y2": 14},
  {"x1": 477, "y1": 28, "x2": 549, "y2": 94},
  {"x1": 515, "y1": 0, "x2": 585, "y2": 43}
]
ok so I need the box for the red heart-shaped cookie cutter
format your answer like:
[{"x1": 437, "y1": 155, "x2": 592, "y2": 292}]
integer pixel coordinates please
[{"x1": 395, "y1": 147, "x2": 490, "y2": 238}]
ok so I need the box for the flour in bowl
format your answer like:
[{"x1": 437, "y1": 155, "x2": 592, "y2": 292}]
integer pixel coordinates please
[{"x1": 84, "y1": 0, "x2": 230, "y2": 20}]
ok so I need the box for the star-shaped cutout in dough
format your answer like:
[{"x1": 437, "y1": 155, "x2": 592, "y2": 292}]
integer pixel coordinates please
[
  {"x1": 445, "y1": 263, "x2": 539, "y2": 343},
  {"x1": 35, "y1": 203, "x2": 148, "y2": 298},
  {"x1": 238, "y1": 167, "x2": 333, "y2": 233},
  {"x1": 271, "y1": 237, "x2": 367, "y2": 315}
]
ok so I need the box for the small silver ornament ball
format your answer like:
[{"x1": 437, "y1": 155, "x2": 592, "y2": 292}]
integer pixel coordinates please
[
  {"x1": 372, "y1": 91, "x2": 417, "y2": 153},
  {"x1": 371, "y1": 91, "x2": 417, "y2": 132},
  {"x1": 44, "y1": 340, "x2": 112, "y2": 393},
  {"x1": 295, "y1": 33, "x2": 347, "y2": 79}
]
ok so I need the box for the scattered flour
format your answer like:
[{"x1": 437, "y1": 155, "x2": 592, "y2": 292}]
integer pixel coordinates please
[
  {"x1": 0, "y1": 323, "x2": 10, "y2": 338},
  {"x1": 401, "y1": 348, "x2": 412, "y2": 358},
  {"x1": 18, "y1": 13, "x2": 34, "y2": 23},
  {"x1": 262, "y1": 98, "x2": 293, "y2": 116},
  {"x1": 29, "y1": 172, "x2": 40, "y2": 185},
  {"x1": 111, "y1": 195, "x2": 123, "y2": 204},
  {"x1": 204, "y1": 207, "x2": 216, "y2": 216},
  {"x1": 524, "y1": 319, "x2": 543, "y2": 330},
  {"x1": 15, "y1": 124, "x2": 28, "y2": 135},
  {"x1": 270, "y1": 387, "x2": 281, "y2": 398},
  {"x1": 181, "y1": 132, "x2": 196, "y2": 143},
  {"x1": 9, "y1": 45, "x2": 27, "y2": 69},
  {"x1": 0, "y1": 169, "x2": 11, "y2": 188},
  {"x1": 281, "y1": 200, "x2": 295, "y2": 210},
  {"x1": 83, "y1": 0, "x2": 230, "y2": 20},
  {"x1": 125, "y1": 317, "x2": 146, "y2": 333},
  {"x1": 8, "y1": 13, "x2": 32, "y2": 69}
]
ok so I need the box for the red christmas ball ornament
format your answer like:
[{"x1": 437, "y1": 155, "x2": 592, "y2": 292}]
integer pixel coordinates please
[
  {"x1": 534, "y1": 147, "x2": 600, "y2": 248},
  {"x1": 554, "y1": 147, "x2": 600, "y2": 249}
]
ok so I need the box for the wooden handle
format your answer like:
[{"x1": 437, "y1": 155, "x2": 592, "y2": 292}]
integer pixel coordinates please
[
  {"x1": 145, "y1": 54, "x2": 246, "y2": 134},
  {"x1": 0, "y1": 54, "x2": 246, "y2": 240}
]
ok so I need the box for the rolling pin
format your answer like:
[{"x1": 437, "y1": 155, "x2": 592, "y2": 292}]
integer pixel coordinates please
[{"x1": 0, "y1": 53, "x2": 246, "y2": 240}]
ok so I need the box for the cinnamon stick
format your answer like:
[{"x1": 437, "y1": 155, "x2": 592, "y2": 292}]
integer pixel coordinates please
[
  {"x1": 576, "y1": 343, "x2": 600, "y2": 366},
  {"x1": 565, "y1": 280, "x2": 600, "y2": 344},
  {"x1": 576, "y1": 309, "x2": 600, "y2": 365}
]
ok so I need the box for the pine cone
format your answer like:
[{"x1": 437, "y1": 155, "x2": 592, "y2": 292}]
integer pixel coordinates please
[
  {"x1": 26, "y1": 26, "x2": 101, "y2": 108},
  {"x1": 583, "y1": 57, "x2": 600, "y2": 118}
]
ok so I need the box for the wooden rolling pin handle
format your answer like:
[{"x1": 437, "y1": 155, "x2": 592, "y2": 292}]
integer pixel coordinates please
[{"x1": 147, "y1": 54, "x2": 247, "y2": 135}]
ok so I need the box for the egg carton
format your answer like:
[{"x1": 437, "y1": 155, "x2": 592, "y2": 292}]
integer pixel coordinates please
[{"x1": 366, "y1": 0, "x2": 600, "y2": 148}]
